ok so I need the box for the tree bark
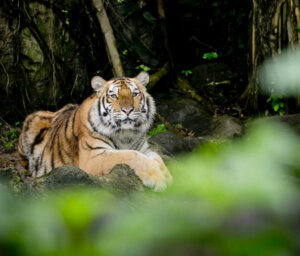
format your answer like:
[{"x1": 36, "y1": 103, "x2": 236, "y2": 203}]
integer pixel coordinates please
[
  {"x1": 92, "y1": 0, "x2": 125, "y2": 77},
  {"x1": 242, "y1": 0, "x2": 300, "y2": 111}
]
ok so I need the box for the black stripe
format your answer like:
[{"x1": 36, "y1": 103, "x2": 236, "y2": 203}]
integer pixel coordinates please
[
  {"x1": 34, "y1": 157, "x2": 40, "y2": 175},
  {"x1": 91, "y1": 151, "x2": 106, "y2": 159},
  {"x1": 98, "y1": 98, "x2": 101, "y2": 117},
  {"x1": 102, "y1": 96, "x2": 110, "y2": 114},
  {"x1": 57, "y1": 132, "x2": 65, "y2": 164},
  {"x1": 30, "y1": 128, "x2": 48, "y2": 154},
  {"x1": 146, "y1": 97, "x2": 150, "y2": 119},
  {"x1": 51, "y1": 148, "x2": 55, "y2": 170},
  {"x1": 85, "y1": 141, "x2": 106, "y2": 150},
  {"x1": 141, "y1": 95, "x2": 146, "y2": 113},
  {"x1": 64, "y1": 117, "x2": 71, "y2": 145},
  {"x1": 71, "y1": 107, "x2": 79, "y2": 144},
  {"x1": 38, "y1": 146, "x2": 46, "y2": 172},
  {"x1": 88, "y1": 111, "x2": 98, "y2": 132},
  {"x1": 91, "y1": 135, "x2": 115, "y2": 149},
  {"x1": 102, "y1": 96, "x2": 107, "y2": 113},
  {"x1": 49, "y1": 123, "x2": 61, "y2": 150}
]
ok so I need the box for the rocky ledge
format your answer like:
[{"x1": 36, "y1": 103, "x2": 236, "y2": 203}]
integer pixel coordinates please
[{"x1": 0, "y1": 164, "x2": 145, "y2": 195}]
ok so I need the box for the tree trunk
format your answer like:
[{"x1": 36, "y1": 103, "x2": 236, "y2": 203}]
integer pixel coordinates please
[
  {"x1": 92, "y1": 0, "x2": 125, "y2": 77},
  {"x1": 242, "y1": 0, "x2": 300, "y2": 112}
]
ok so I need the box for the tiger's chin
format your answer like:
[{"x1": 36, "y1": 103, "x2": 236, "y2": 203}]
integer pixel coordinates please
[
  {"x1": 119, "y1": 122, "x2": 135, "y2": 130},
  {"x1": 118, "y1": 119, "x2": 138, "y2": 130}
]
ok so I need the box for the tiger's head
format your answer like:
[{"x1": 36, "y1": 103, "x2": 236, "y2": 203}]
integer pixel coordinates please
[{"x1": 89, "y1": 72, "x2": 155, "y2": 137}]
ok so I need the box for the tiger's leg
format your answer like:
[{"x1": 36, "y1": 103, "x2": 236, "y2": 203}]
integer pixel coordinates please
[{"x1": 79, "y1": 149, "x2": 168, "y2": 191}]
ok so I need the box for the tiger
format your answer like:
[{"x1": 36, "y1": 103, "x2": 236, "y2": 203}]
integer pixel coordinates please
[{"x1": 18, "y1": 72, "x2": 172, "y2": 191}]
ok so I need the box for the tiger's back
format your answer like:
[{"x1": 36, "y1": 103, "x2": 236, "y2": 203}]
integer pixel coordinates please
[{"x1": 18, "y1": 104, "x2": 79, "y2": 177}]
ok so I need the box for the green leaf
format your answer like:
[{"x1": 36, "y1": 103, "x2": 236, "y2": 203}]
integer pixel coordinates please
[
  {"x1": 148, "y1": 124, "x2": 167, "y2": 138},
  {"x1": 181, "y1": 70, "x2": 192, "y2": 77},
  {"x1": 135, "y1": 64, "x2": 151, "y2": 72},
  {"x1": 203, "y1": 52, "x2": 218, "y2": 60},
  {"x1": 273, "y1": 104, "x2": 280, "y2": 112}
]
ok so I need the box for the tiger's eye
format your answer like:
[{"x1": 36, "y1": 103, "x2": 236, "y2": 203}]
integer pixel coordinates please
[
  {"x1": 110, "y1": 94, "x2": 117, "y2": 100},
  {"x1": 132, "y1": 92, "x2": 139, "y2": 97}
]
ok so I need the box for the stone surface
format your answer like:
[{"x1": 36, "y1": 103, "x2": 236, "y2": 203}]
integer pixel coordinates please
[
  {"x1": 157, "y1": 97, "x2": 244, "y2": 139},
  {"x1": 39, "y1": 165, "x2": 97, "y2": 190},
  {"x1": 149, "y1": 131, "x2": 204, "y2": 155},
  {"x1": 209, "y1": 116, "x2": 244, "y2": 139},
  {"x1": 157, "y1": 97, "x2": 213, "y2": 136},
  {"x1": 97, "y1": 164, "x2": 144, "y2": 194},
  {"x1": 0, "y1": 164, "x2": 144, "y2": 195}
]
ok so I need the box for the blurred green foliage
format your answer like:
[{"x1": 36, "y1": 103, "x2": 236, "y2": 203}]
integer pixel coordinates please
[{"x1": 1, "y1": 121, "x2": 300, "y2": 255}]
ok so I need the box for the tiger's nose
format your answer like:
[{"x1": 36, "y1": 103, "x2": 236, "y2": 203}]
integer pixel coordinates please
[{"x1": 121, "y1": 107, "x2": 133, "y2": 115}]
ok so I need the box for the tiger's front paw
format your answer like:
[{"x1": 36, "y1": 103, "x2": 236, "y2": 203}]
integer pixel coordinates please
[
  {"x1": 136, "y1": 160, "x2": 167, "y2": 191},
  {"x1": 145, "y1": 151, "x2": 173, "y2": 185}
]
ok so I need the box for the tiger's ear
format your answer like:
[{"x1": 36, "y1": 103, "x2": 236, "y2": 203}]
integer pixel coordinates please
[
  {"x1": 135, "y1": 71, "x2": 150, "y2": 87},
  {"x1": 91, "y1": 76, "x2": 107, "y2": 91}
]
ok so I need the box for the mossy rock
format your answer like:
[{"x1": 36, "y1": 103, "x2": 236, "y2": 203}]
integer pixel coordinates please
[
  {"x1": 0, "y1": 164, "x2": 144, "y2": 195},
  {"x1": 0, "y1": 167, "x2": 23, "y2": 193}
]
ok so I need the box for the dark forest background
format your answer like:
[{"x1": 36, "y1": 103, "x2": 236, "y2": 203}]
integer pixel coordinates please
[{"x1": 2, "y1": 0, "x2": 297, "y2": 123}]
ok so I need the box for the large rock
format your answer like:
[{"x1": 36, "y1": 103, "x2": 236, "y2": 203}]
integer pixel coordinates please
[
  {"x1": 209, "y1": 115, "x2": 244, "y2": 139},
  {"x1": 149, "y1": 131, "x2": 204, "y2": 155},
  {"x1": 38, "y1": 165, "x2": 97, "y2": 190},
  {"x1": 0, "y1": 164, "x2": 144, "y2": 195},
  {"x1": 157, "y1": 97, "x2": 243, "y2": 139},
  {"x1": 157, "y1": 98, "x2": 213, "y2": 136}
]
